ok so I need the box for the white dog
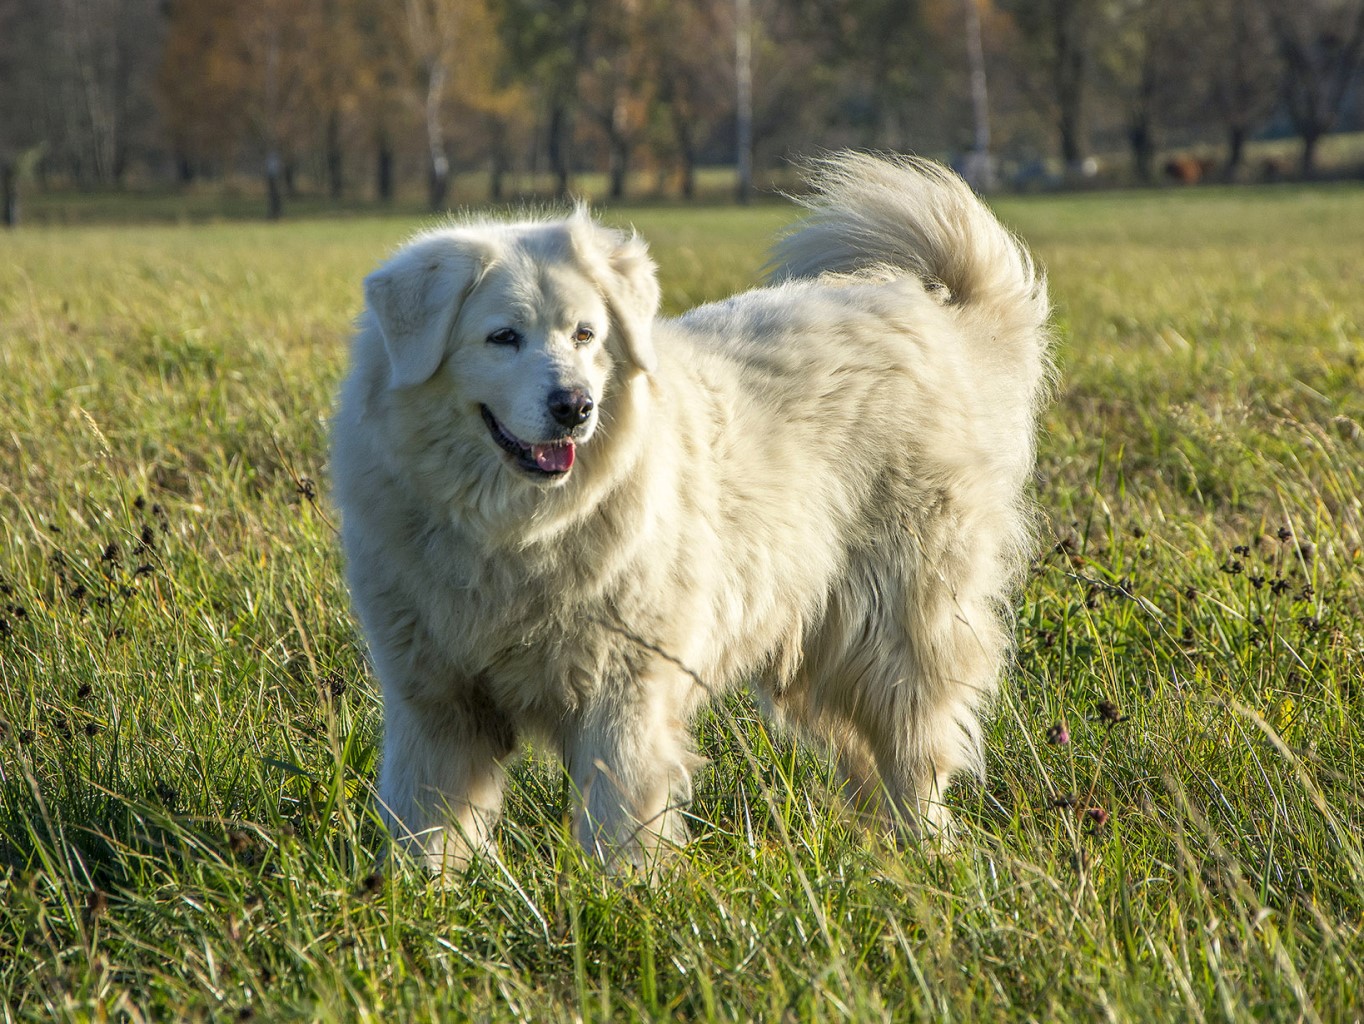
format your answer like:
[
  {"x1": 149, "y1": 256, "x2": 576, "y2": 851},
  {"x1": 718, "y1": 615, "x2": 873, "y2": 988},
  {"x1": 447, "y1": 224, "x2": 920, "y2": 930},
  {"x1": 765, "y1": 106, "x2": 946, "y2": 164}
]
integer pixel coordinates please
[{"x1": 331, "y1": 152, "x2": 1051, "y2": 878}]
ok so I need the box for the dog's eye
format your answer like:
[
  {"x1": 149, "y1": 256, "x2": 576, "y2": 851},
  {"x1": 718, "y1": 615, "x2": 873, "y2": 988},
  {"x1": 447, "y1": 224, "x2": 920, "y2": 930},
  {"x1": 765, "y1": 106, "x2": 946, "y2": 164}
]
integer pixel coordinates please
[
  {"x1": 487, "y1": 328, "x2": 520, "y2": 347},
  {"x1": 573, "y1": 325, "x2": 594, "y2": 346}
]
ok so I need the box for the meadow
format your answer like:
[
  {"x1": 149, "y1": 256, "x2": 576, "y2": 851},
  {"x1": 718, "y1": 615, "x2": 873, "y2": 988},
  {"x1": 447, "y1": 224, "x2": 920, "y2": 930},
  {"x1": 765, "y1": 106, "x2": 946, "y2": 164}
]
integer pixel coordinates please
[{"x1": 1, "y1": 183, "x2": 1362, "y2": 1021}]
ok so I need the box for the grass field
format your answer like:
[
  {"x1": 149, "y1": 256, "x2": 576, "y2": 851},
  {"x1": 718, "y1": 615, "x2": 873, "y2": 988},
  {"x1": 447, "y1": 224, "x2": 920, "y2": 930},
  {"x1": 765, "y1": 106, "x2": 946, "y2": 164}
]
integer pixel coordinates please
[{"x1": 1, "y1": 184, "x2": 1362, "y2": 1021}]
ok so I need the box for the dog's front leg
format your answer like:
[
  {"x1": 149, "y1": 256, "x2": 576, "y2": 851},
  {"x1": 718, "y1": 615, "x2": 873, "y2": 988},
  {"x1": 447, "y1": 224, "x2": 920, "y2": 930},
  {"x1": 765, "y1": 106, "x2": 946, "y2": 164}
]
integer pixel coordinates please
[
  {"x1": 378, "y1": 684, "x2": 517, "y2": 882},
  {"x1": 566, "y1": 674, "x2": 696, "y2": 877}
]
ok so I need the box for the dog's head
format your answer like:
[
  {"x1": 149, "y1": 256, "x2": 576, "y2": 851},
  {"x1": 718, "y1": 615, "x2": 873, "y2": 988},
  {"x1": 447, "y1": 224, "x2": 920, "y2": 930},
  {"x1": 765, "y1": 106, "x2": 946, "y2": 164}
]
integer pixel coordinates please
[{"x1": 363, "y1": 209, "x2": 660, "y2": 486}]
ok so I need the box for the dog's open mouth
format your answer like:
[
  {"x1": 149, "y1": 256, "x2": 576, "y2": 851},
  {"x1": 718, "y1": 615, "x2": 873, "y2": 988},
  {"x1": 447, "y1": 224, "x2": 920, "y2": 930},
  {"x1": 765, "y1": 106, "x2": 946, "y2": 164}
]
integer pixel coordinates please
[{"x1": 480, "y1": 406, "x2": 576, "y2": 476}]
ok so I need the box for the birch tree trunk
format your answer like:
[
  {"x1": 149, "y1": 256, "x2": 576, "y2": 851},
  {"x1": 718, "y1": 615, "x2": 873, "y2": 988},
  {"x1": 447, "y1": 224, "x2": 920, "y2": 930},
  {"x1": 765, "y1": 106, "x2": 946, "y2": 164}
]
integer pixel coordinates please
[
  {"x1": 962, "y1": 0, "x2": 994, "y2": 190},
  {"x1": 734, "y1": 0, "x2": 753, "y2": 203},
  {"x1": 425, "y1": 61, "x2": 450, "y2": 209}
]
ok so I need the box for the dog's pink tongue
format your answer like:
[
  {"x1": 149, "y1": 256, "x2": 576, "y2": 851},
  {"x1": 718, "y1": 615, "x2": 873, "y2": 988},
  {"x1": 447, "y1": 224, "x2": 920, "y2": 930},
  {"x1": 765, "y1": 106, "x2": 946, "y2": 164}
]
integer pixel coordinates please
[{"x1": 532, "y1": 440, "x2": 575, "y2": 473}]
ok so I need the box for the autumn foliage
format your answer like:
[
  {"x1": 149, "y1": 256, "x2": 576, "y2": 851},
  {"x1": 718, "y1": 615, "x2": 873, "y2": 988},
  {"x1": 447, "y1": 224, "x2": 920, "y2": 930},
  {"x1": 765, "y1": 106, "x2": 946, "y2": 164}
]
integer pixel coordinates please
[{"x1": 1, "y1": 0, "x2": 1363, "y2": 221}]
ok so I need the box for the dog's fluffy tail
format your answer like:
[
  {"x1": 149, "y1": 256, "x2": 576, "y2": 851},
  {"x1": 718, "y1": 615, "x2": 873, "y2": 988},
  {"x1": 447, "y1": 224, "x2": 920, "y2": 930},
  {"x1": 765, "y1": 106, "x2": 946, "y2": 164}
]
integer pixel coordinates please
[{"x1": 769, "y1": 151, "x2": 1050, "y2": 366}]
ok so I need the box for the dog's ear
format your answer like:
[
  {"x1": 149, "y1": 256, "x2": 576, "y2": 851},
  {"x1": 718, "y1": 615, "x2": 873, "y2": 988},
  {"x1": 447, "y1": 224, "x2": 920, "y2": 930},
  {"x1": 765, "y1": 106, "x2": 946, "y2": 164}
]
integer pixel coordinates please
[
  {"x1": 571, "y1": 212, "x2": 661, "y2": 374},
  {"x1": 364, "y1": 236, "x2": 489, "y2": 389}
]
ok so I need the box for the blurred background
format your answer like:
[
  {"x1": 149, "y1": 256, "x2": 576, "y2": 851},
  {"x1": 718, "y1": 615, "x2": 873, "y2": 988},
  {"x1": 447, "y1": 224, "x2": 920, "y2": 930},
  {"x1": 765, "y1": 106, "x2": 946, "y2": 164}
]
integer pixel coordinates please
[{"x1": 1, "y1": 0, "x2": 1363, "y2": 224}]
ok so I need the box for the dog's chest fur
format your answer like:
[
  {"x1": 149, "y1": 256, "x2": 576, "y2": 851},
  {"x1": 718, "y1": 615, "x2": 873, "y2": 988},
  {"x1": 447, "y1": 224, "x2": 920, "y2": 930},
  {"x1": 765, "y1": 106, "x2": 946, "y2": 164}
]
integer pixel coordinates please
[
  {"x1": 387, "y1": 498, "x2": 674, "y2": 726},
  {"x1": 381, "y1": 440, "x2": 842, "y2": 735}
]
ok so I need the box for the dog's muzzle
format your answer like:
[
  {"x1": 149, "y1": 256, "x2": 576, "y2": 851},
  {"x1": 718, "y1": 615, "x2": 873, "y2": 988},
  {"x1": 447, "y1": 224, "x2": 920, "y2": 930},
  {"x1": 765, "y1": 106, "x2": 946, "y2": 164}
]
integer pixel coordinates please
[{"x1": 481, "y1": 406, "x2": 577, "y2": 476}]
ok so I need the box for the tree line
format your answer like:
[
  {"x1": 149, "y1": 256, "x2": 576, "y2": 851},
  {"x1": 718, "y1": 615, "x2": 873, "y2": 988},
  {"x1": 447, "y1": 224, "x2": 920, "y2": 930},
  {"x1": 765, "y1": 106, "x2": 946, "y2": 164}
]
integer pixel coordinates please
[{"x1": 2, "y1": 0, "x2": 1364, "y2": 223}]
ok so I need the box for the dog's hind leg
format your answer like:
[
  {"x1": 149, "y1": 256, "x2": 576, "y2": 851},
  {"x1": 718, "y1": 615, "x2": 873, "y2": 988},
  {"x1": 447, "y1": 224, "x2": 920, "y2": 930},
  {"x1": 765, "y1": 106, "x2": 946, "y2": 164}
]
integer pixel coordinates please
[
  {"x1": 849, "y1": 578, "x2": 1007, "y2": 845},
  {"x1": 566, "y1": 669, "x2": 699, "y2": 878},
  {"x1": 863, "y1": 704, "x2": 972, "y2": 844},
  {"x1": 377, "y1": 680, "x2": 517, "y2": 882}
]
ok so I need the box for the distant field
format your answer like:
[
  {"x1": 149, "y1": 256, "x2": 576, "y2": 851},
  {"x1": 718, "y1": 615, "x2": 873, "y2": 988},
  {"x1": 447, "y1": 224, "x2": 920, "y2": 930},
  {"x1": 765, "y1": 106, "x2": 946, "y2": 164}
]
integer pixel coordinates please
[
  {"x1": 12, "y1": 166, "x2": 775, "y2": 226},
  {"x1": 1, "y1": 184, "x2": 1362, "y2": 1020},
  {"x1": 12, "y1": 128, "x2": 1364, "y2": 226}
]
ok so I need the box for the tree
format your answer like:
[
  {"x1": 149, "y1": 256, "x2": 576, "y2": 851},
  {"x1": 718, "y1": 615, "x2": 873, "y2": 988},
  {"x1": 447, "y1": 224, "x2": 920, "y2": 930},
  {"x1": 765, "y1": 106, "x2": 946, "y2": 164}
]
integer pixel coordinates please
[
  {"x1": 632, "y1": 0, "x2": 735, "y2": 201},
  {"x1": 960, "y1": 0, "x2": 995, "y2": 189},
  {"x1": 1004, "y1": 0, "x2": 1101, "y2": 175},
  {"x1": 402, "y1": 0, "x2": 464, "y2": 210},
  {"x1": 578, "y1": 0, "x2": 658, "y2": 200},
  {"x1": 3, "y1": 0, "x2": 164, "y2": 218},
  {"x1": 314, "y1": 0, "x2": 367, "y2": 201},
  {"x1": 1193, "y1": 0, "x2": 1279, "y2": 180},
  {"x1": 160, "y1": 0, "x2": 249, "y2": 179},
  {"x1": 242, "y1": 0, "x2": 334, "y2": 217},
  {"x1": 452, "y1": 0, "x2": 534, "y2": 203},
  {"x1": 735, "y1": 0, "x2": 753, "y2": 202},
  {"x1": 1099, "y1": 0, "x2": 1195, "y2": 183},
  {"x1": 499, "y1": 0, "x2": 593, "y2": 199},
  {"x1": 0, "y1": 0, "x2": 46, "y2": 225},
  {"x1": 160, "y1": 0, "x2": 333, "y2": 217},
  {"x1": 349, "y1": 0, "x2": 412, "y2": 202},
  {"x1": 0, "y1": 0, "x2": 166, "y2": 189},
  {"x1": 1266, "y1": 0, "x2": 1364, "y2": 177},
  {"x1": 799, "y1": 0, "x2": 930, "y2": 150},
  {"x1": 748, "y1": 0, "x2": 826, "y2": 170},
  {"x1": 159, "y1": 0, "x2": 316, "y2": 212}
]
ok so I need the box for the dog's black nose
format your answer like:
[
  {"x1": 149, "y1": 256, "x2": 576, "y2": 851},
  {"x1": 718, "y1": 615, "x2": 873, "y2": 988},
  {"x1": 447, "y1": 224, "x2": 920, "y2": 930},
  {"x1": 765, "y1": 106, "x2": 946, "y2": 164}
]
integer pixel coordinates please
[{"x1": 548, "y1": 388, "x2": 594, "y2": 428}]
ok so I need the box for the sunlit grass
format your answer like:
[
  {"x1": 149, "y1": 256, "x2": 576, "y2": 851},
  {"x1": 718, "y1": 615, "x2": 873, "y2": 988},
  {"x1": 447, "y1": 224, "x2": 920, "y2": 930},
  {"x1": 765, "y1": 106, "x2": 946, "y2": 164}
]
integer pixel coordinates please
[{"x1": 1, "y1": 185, "x2": 1362, "y2": 1020}]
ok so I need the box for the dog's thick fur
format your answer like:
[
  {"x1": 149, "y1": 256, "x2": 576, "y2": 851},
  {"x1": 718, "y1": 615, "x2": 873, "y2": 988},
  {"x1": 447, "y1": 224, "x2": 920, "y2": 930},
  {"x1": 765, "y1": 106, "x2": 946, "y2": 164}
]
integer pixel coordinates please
[{"x1": 332, "y1": 152, "x2": 1051, "y2": 877}]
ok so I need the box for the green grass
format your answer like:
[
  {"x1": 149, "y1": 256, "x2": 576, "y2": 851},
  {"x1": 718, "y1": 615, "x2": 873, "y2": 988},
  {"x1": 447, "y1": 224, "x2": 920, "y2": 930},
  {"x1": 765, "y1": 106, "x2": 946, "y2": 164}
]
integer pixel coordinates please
[{"x1": 1, "y1": 185, "x2": 1363, "y2": 1021}]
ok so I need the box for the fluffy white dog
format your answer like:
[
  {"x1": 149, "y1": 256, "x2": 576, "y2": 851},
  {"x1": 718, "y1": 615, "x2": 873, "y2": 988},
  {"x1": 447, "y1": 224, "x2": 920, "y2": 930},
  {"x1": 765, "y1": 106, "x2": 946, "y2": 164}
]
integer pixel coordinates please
[{"x1": 331, "y1": 152, "x2": 1051, "y2": 878}]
